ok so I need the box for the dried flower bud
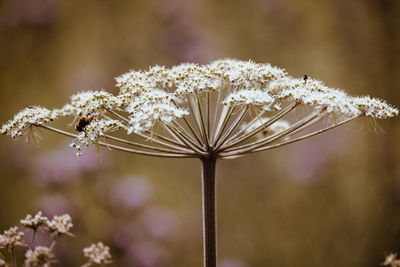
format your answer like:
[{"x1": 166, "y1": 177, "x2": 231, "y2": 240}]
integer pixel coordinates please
[
  {"x1": 82, "y1": 242, "x2": 112, "y2": 266},
  {"x1": 46, "y1": 214, "x2": 73, "y2": 237},
  {"x1": 0, "y1": 226, "x2": 26, "y2": 249},
  {"x1": 21, "y1": 211, "x2": 49, "y2": 231},
  {"x1": 25, "y1": 246, "x2": 55, "y2": 267},
  {"x1": 0, "y1": 257, "x2": 5, "y2": 267}
]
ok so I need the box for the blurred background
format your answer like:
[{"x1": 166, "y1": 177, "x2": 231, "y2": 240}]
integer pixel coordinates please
[{"x1": 0, "y1": 0, "x2": 399, "y2": 266}]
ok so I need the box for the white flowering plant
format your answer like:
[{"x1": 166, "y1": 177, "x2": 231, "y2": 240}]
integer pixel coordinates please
[
  {"x1": 1, "y1": 59, "x2": 398, "y2": 267},
  {"x1": 0, "y1": 212, "x2": 111, "y2": 267}
]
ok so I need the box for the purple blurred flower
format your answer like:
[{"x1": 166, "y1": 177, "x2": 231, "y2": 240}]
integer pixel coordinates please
[
  {"x1": 155, "y1": 0, "x2": 222, "y2": 63},
  {"x1": 220, "y1": 259, "x2": 247, "y2": 267},
  {"x1": 124, "y1": 241, "x2": 166, "y2": 267},
  {"x1": 155, "y1": 0, "x2": 200, "y2": 21},
  {"x1": 33, "y1": 143, "x2": 108, "y2": 186},
  {"x1": 23, "y1": 229, "x2": 51, "y2": 247},
  {"x1": 2, "y1": 140, "x2": 34, "y2": 170},
  {"x1": 110, "y1": 176, "x2": 153, "y2": 211},
  {"x1": 142, "y1": 207, "x2": 178, "y2": 240},
  {"x1": 284, "y1": 130, "x2": 354, "y2": 181},
  {"x1": 3, "y1": 0, "x2": 59, "y2": 28},
  {"x1": 35, "y1": 194, "x2": 74, "y2": 218},
  {"x1": 163, "y1": 22, "x2": 221, "y2": 63},
  {"x1": 67, "y1": 68, "x2": 110, "y2": 95},
  {"x1": 110, "y1": 221, "x2": 143, "y2": 251}
]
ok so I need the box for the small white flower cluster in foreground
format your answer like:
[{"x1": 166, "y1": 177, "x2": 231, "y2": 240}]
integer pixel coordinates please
[
  {"x1": 0, "y1": 212, "x2": 112, "y2": 267},
  {"x1": 46, "y1": 214, "x2": 74, "y2": 237},
  {"x1": 82, "y1": 242, "x2": 112, "y2": 267},
  {"x1": 0, "y1": 226, "x2": 25, "y2": 249}
]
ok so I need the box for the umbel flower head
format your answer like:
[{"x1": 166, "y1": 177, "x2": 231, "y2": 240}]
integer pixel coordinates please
[
  {"x1": 0, "y1": 226, "x2": 26, "y2": 249},
  {"x1": 20, "y1": 211, "x2": 49, "y2": 232},
  {"x1": 82, "y1": 242, "x2": 112, "y2": 266},
  {"x1": 1, "y1": 59, "x2": 397, "y2": 159},
  {"x1": 25, "y1": 246, "x2": 55, "y2": 267},
  {"x1": 46, "y1": 214, "x2": 73, "y2": 238}
]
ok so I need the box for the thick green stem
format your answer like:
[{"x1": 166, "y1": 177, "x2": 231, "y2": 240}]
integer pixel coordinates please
[{"x1": 201, "y1": 156, "x2": 217, "y2": 267}]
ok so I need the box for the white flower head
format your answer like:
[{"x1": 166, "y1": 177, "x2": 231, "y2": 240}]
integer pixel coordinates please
[
  {"x1": 25, "y1": 246, "x2": 55, "y2": 267},
  {"x1": 0, "y1": 226, "x2": 26, "y2": 249},
  {"x1": 1, "y1": 106, "x2": 57, "y2": 138},
  {"x1": 82, "y1": 242, "x2": 112, "y2": 266},
  {"x1": 223, "y1": 89, "x2": 275, "y2": 107},
  {"x1": 60, "y1": 91, "x2": 122, "y2": 117},
  {"x1": 352, "y1": 96, "x2": 399, "y2": 119},
  {"x1": 21, "y1": 211, "x2": 49, "y2": 231},
  {"x1": 46, "y1": 214, "x2": 73, "y2": 237}
]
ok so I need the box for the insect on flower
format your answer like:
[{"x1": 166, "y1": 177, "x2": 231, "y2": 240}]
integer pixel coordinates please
[
  {"x1": 303, "y1": 74, "x2": 308, "y2": 83},
  {"x1": 75, "y1": 113, "x2": 96, "y2": 132}
]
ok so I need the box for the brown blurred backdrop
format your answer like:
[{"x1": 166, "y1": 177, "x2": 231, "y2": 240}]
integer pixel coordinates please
[{"x1": 0, "y1": 0, "x2": 400, "y2": 266}]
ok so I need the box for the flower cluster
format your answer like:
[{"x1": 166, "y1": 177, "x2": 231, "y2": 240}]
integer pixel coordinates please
[
  {"x1": 25, "y1": 246, "x2": 55, "y2": 267},
  {"x1": 46, "y1": 214, "x2": 73, "y2": 237},
  {"x1": 0, "y1": 212, "x2": 112, "y2": 267},
  {"x1": 82, "y1": 242, "x2": 112, "y2": 266},
  {"x1": 0, "y1": 226, "x2": 25, "y2": 249},
  {"x1": 21, "y1": 211, "x2": 49, "y2": 231},
  {"x1": 1, "y1": 106, "x2": 56, "y2": 138},
  {"x1": 0, "y1": 59, "x2": 397, "y2": 159}
]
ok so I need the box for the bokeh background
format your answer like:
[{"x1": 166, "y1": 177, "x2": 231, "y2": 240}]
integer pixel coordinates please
[{"x1": 0, "y1": 0, "x2": 400, "y2": 266}]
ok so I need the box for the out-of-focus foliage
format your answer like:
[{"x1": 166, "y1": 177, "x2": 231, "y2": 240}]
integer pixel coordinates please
[{"x1": 0, "y1": 0, "x2": 399, "y2": 266}]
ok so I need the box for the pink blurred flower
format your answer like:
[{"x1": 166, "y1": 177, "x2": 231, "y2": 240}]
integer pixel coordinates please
[
  {"x1": 125, "y1": 241, "x2": 166, "y2": 267},
  {"x1": 155, "y1": 0, "x2": 222, "y2": 63},
  {"x1": 3, "y1": 0, "x2": 59, "y2": 28},
  {"x1": 110, "y1": 176, "x2": 153, "y2": 211},
  {"x1": 35, "y1": 194, "x2": 75, "y2": 218},
  {"x1": 284, "y1": 129, "x2": 354, "y2": 181},
  {"x1": 142, "y1": 207, "x2": 178, "y2": 240},
  {"x1": 110, "y1": 221, "x2": 143, "y2": 251},
  {"x1": 33, "y1": 143, "x2": 108, "y2": 186},
  {"x1": 23, "y1": 229, "x2": 51, "y2": 248}
]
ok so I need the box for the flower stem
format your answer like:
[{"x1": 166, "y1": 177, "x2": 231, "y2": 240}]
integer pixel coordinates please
[
  {"x1": 12, "y1": 247, "x2": 17, "y2": 267},
  {"x1": 30, "y1": 230, "x2": 37, "y2": 249},
  {"x1": 200, "y1": 156, "x2": 217, "y2": 267}
]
